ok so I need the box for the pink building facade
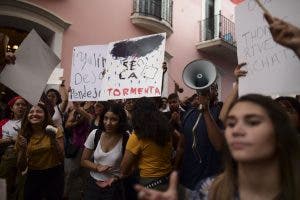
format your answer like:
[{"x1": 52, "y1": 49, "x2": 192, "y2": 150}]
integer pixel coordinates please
[{"x1": 0, "y1": 0, "x2": 239, "y2": 100}]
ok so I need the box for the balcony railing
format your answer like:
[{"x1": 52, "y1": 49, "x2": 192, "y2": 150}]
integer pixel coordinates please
[
  {"x1": 132, "y1": 0, "x2": 173, "y2": 27},
  {"x1": 199, "y1": 14, "x2": 236, "y2": 46}
]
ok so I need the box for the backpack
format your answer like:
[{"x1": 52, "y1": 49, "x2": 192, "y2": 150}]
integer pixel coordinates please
[{"x1": 93, "y1": 129, "x2": 129, "y2": 155}]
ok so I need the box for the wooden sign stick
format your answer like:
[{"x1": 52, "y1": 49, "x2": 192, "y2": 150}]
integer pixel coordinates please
[{"x1": 254, "y1": 0, "x2": 270, "y2": 15}]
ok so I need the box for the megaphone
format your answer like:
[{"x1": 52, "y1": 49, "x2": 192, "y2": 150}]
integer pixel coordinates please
[{"x1": 182, "y1": 59, "x2": 217, "y2": 94}]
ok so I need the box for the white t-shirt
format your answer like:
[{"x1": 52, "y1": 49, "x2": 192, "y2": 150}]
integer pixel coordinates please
[
  {"x1": 52, "y1": 105, "x2": 63, "y2": 127},
  {"x1": 1, "y1": 119, "x2": 21, "y2": 139},
  {"x1": 84, "y1": 129, "x2": 123, "y2": 181}
]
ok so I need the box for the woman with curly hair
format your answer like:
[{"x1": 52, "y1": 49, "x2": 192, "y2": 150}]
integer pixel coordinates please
[
  {"x1": 16, "y1": 102, "x2": 64, "y2": 200},
  {"x1": 121, "y1": 97, "x2": 173, "y2": 192}
]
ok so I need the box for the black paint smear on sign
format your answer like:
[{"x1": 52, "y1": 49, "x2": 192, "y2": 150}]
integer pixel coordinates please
[{"x1": 110, "y1": 35, "x2": 164, "y2": 59}]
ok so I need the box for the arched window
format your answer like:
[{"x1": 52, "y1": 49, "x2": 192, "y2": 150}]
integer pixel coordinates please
[{"x1": 0, "y1": 0, "x2": 70, "y2": 59}]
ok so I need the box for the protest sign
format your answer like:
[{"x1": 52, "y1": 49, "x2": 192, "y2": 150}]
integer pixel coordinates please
[
  {"x1": 102, "y1": 33, "x2": 166, "y2": 100},
  {"x1": 69, "y1": 33, "x2": 166, "y2": 101},
  {"x1": 46, "y1": 67, "x2": 64, "y2": 91},
  {"x1": 236, "y1": 0, "x2": 300, "y2": 96},
  {"x1": 0, "y1": 29, "x2": 60, "y2": 105},
  {"x1": 69, "y1": 45, "x2": 107, "y2": 101},
  {"x1": 47, "y1": 67, "x2": 64, "y2": 85}
]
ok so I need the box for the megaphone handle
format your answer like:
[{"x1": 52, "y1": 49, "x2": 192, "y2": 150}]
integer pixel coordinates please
[
  {"x1": 192, "y1": 112, "x2": 202, "y2": 163},
  {"x1": 198, "y1": 104, "x2": 204, "y2": 111}
]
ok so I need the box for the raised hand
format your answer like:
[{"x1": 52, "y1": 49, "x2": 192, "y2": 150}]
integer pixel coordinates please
[
  {"x1": 264, "y1": 13, "x2": 300, "y2": 58},
  {"x1": 95, "y1": 177, "x2": 117, "y2": 188},
  {"x1": 234, "y1": 63, "x2": 247, "y2": 81},
  {"x1": 134, "y1": 171, "x2": 178, "y2": 200}
]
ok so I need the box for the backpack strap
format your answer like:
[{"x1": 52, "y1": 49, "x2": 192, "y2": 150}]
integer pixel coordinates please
[
  {"x1": 121, "y1": 132, "x2": 130, "y2": 155},
  {"x1": 93, "y1": 129, "x2": 102, "y2": 150},
  {"x1": 93, "y1": 129, "x2": 129, "y2": 155}
]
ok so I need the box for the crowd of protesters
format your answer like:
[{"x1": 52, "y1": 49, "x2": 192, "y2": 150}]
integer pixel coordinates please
[
  {"x1": 0, "y1": 75, "x2": 299, "y2": 200},
  {"x1": 0, "y1": 11, "x2": 299, "y2": 200}
]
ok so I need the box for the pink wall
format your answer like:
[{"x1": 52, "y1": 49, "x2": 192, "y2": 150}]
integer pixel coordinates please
[
  {"x1": 28, "y1": 0, "x2": 236, "y2": 101},
  {"x1": 166, "y1": 0, "x2": 204, "y2": 99},
  {"x1": 222, "y1": 0, "x2": 236, "y2": 21},
  {"x1": 29, "y1": 0, "x2": 148, "y2": 88}
]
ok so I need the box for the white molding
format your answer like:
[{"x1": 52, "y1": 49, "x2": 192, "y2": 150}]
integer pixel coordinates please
[
  {"x1": 130, "y1": 14, "x2": 173, "y2": 37},
  {"x1": 0, "y1": 0, "x2": 71, "y2": 31}
]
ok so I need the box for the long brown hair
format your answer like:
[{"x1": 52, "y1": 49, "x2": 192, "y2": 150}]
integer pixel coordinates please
[
  {"x1": 209, "y1": 94, "x2": 300, "y2": 200},
  {"x1": 19, "y1": 102, "x2": 55, "y2": 140}
]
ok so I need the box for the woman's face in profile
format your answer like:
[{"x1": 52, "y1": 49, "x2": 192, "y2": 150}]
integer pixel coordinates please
[{"x1": 225, "y1": 101, "x2": 276, "y2": 163}]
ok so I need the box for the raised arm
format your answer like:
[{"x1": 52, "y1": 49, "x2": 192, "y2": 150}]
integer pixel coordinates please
[
  {"x1": 200, "y1": 95, "x2": 224, "y2": 151},
  {"x1": 58, "y1": 81, "x2": 68, "y2": 113},
  {"x1": 264, "y1": 13, "x2": 300, "y2": 58},
  {"x1": 219, "y1": 63, "x2": 247, "y2": 124},
  {"x1": 0, "y1": 33, "x2": 15, "y2": 72}
]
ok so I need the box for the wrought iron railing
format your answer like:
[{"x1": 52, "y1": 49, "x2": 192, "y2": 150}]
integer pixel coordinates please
[
  {"x1": 199, "y1": 14, "x2": 236, "y2": 46},
  {"x1": 132, "y1": 0, "x2": 173, "y2": 27}
]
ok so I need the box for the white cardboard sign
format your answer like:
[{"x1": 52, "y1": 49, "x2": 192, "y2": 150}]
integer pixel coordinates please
[
  {"x1": 47, "y1": 67, "x2": 64, "y2": 85},
  {"x1": 69, "y1": 45, "x2": 107, "y2": 101},
  {"x1": 102, "y1": 33, "x2": 166, "y2": 100},
  {"x1": 236, "y1": 0, "x2": 300, "y2": 96},
  {"x1": 69, "y1": 33, "x2": 166, "y2": 101},
  {"x1": 0, "y1": 29, "x2": 60, "y2": 105}
]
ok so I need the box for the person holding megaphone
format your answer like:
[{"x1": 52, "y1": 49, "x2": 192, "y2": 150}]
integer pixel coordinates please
[{"x1": 177, "y1": 60, "x2": 224, "y2": 199}]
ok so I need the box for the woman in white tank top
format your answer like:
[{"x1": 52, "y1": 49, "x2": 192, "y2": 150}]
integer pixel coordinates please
[{"x1": 81, "y1": 103, "x2": 129, "y2": 200}]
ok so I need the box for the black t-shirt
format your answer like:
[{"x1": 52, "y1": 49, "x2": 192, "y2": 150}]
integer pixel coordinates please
[{"x1": 180, "y1": 103, "x2": 224, "y2": 190}]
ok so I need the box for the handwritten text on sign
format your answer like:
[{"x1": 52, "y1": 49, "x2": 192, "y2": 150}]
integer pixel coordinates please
[
  {"x1": 236, "y1": 0, "x2": 300, "y2": 96},
  {"x1": 69, "y1": 45, "x2": 107, "y2": 101},
  {"x1": 102, "y1": 33, "x2": 166, "y2": 99}
]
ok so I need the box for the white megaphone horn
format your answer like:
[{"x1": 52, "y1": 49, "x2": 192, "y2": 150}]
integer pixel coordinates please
[
  {"x1": 182, "y1": 60, "x2": 217, "y2": 155},
  {"x1": 182, "y1": 59, "x2": 217, "y2": 94}
]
